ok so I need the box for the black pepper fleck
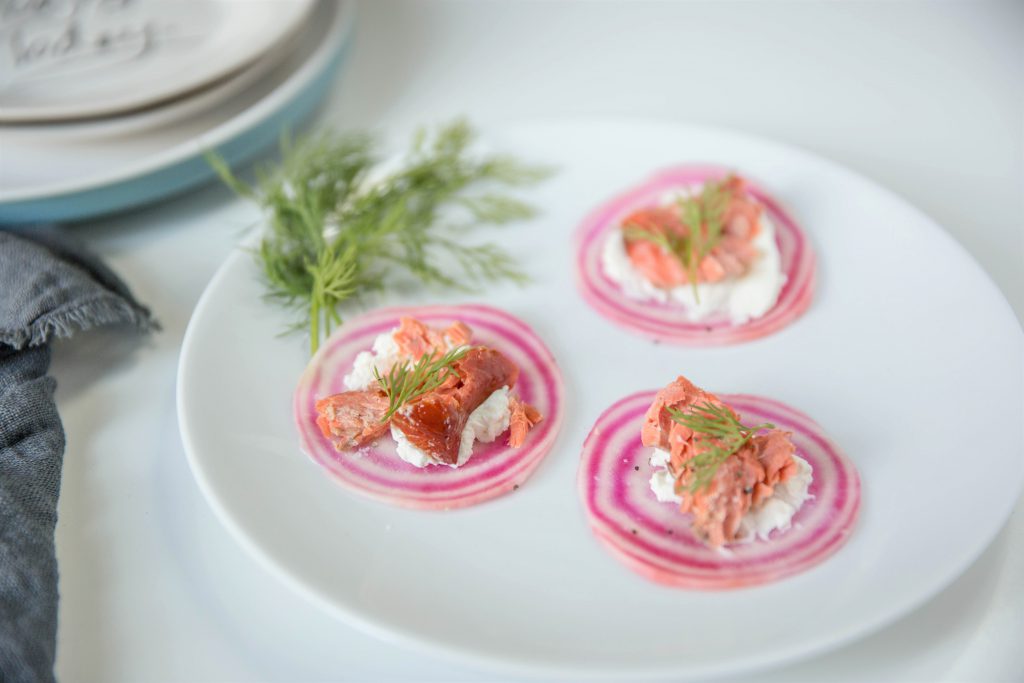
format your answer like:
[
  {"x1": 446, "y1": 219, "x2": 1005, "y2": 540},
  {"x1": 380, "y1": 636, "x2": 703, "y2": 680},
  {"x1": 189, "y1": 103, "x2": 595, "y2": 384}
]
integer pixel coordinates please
[
  {"x1": 634, "y1": 465, "x2": 640, "y2": 471},
  {"x1": 631, "y1": 528, "x2": 637, "y2": 535},
  {"x1": 513, "y1": 484, "x2": 519, "y2": 490}
]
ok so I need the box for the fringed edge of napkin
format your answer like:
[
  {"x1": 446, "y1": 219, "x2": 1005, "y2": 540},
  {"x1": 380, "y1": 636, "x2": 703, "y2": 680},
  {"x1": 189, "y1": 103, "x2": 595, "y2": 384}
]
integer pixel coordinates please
[{"x1": 0, "y1": 295, "x2": 159, "y2": 350}]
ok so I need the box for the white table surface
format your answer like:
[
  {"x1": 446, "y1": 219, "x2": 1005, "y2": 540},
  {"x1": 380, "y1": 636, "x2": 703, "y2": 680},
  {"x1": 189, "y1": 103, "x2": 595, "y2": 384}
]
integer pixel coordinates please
[{"x1": 49, "y1": 1, "x2": 1023, "y2": 681}]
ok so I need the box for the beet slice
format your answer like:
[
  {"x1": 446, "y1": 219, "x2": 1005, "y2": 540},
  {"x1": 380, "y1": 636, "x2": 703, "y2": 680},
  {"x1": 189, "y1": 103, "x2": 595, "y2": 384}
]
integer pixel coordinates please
[
  {"x1": 575, "y1": 165, "x2": 816, "y2": 345},
  {"x1": 295, "y1": 304, "x2": 564, "y2": 510},
  {"x1": 579, "y1": 390, "x2": 860, "y2": 589}
]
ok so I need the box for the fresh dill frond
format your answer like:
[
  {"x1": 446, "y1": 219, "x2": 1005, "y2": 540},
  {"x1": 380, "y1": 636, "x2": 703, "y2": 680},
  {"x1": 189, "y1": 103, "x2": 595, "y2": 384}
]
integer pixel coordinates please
[
  {"x1": 210, "y1": 119, "x2": 552, "y2": 354},
  {"x1": 374, "y1": 346, "x2": 471, "y2": 422},
  {"x1": 306, "y1": 244, "x2": 358, "y2": 356},
  {"x1": 622, "y1": 178, "x2": 734, "y2": 303},
  {"x1": 666, "y1": 401, "x2": 774, "y2": 494}
]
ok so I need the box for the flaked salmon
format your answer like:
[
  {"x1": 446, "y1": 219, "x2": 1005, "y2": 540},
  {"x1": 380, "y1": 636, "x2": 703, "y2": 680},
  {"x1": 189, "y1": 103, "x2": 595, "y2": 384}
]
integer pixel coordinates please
[
  {"x1": 643, "y1": 375, "x2": 798, "y2": 547},
  {"x1": 393, "y1": 317, "x2": 472, "y2": 359},
  {"x1": 315, "y1": 390, "x2": 390, "y2": 449},
  {"x1": 508, "y1": 395, "x2": 543, "y2": 448},
  {"x1": 623, "y1": 175, "x2": 763, "y2": 289}
]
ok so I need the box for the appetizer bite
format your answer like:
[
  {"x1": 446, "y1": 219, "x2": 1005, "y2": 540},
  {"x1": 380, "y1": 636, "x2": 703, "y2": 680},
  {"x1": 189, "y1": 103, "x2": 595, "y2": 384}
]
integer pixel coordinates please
[
  {"x1": 295, "y1": 304, "x2": 563, "y2": 509},
  {"x1": 642, "y1": 376, "x2": 811, "y2": 547},
  {"x1": 576, "y1": 166, "x2": 815, "y2": 345},
  {"x1": 317, "y1": 317, "x2": 540, "y2": 468},
  {"x1": 578, "y1": 375, "x2": 859, "y2": 589}
]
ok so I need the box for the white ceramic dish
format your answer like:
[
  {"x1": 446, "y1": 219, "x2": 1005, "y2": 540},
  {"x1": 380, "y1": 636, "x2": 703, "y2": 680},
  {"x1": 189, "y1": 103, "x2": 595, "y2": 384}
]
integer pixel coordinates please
[
  {"x1": 2, "y1": 16, "x2": 303, "y2": 143},
  {"x1": 177, "y1": 120, "x2": 1023, "y2": 679},
  {"x1": 0, "y1": 0, "x2": 315, "y2": 122},
  {"x1": 0, "y1": 0, "x2": 354, "y2": 223}
]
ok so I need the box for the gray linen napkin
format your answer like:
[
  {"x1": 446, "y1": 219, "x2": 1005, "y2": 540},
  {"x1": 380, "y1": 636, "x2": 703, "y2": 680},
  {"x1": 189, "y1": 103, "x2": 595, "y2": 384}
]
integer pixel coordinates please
[{"x1": 0, "y1": 230, "x2": 156, "y2": 683}]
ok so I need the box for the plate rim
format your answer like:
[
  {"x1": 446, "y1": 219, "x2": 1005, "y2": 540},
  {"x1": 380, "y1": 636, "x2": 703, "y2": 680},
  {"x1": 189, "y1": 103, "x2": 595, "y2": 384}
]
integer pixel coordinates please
[{"x1": 177, "y1": 117, "x2": 1024, "y2": 679}]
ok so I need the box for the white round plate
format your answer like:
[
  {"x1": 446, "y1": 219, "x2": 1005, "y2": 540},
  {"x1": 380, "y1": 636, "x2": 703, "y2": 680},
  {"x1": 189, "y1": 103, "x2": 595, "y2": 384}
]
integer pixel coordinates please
[
  {"x1": 178, "y1": 120, "x2": 1023, "y2": 679},
  {"x1": 0, "y1": 0, "x2": 315, "y2": 122}
]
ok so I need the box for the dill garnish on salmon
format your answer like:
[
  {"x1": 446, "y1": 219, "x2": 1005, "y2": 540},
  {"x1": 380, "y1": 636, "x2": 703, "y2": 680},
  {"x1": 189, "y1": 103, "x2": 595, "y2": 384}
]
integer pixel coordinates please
[
  {"x1": 643, "y1": 375, "x2": 812, "y2": 547},
  {"x1": 601, "y1": 173, "x2": 787, "y2": 325}
]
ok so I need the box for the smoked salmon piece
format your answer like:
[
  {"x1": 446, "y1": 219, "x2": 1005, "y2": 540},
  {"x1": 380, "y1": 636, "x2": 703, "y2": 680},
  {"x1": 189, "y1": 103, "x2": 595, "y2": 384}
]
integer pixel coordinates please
[
  {"x1": 445, "y1": 321, "x2": 473, "y2": 347},
  {"x1": 641, "y1": 375, "x2": 725, "y2": 461},
  {"x1": 644, "y1": 375, "x2": 798, "y2": 547},
  {"x1": 391, "y1": 347, "x2": 519, "y2": 465},
  {"x1": 508, "y1": 395, "x2": 543, "y2": 448},
  {"x1": 622, "y1": 175, "x2": 764, "y2": 289},
  {"x1": 315, "y1": 390, "x2": 390, "y2": 450},
  {"x1": 393, "y1": 317, "x2": 473, "y2": 359}
]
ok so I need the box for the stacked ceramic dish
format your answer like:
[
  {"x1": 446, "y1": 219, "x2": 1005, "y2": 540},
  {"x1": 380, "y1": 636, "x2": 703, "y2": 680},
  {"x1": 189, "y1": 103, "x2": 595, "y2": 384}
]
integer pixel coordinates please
[{"x1": 0, "y1": 0, "x2": 355, "y2": 223}]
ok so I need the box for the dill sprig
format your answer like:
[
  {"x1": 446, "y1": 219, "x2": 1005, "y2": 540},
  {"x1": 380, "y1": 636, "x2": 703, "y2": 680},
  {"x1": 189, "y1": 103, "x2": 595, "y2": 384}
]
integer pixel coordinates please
[
  {"x1": 210, "y1": 120, "x2": 551, "y2": 354},
  {"x1": 373, "y1": 346, "x2": 471, "y2": 422},
  {"x1": 622, "y1": 178, "x2": 734, "y2": 302},
  {"x1": 666, "y1": 401, "x2": 774, "y2": 494}
]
